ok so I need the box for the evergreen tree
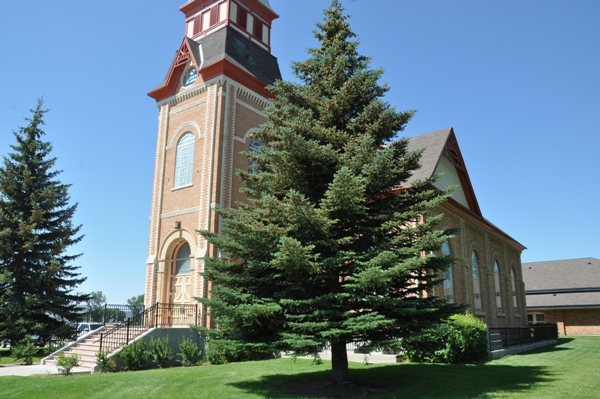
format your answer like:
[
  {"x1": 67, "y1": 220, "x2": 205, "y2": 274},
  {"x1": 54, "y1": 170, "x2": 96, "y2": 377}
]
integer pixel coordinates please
[
  {"x1": 86, "y1": 291, "x2": 106, "y2": 322},
  {"x1": 199, "y1": 1, "x2": 463, "y2": 383},
  {"x1": 127, "y1": 294, "x2": 145, "y2": 316},
  {"x1": 0, "y1": 100, "x2": 88, "y2": 343}
]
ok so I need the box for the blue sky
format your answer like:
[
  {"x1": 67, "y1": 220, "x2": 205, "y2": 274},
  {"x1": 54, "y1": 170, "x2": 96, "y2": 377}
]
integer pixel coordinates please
[{"x1": 1, "y1": 1, "x2": 599, "y2": 303}]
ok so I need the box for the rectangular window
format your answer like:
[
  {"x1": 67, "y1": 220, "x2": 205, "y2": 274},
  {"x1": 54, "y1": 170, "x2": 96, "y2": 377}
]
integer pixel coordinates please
[
  {"x1": 246, "y1": 14, "x2": 254, "y2": 34},
  {"x1": 187, "y1": 20, "x2": 195, "y2": 37},
  {"x1": 262, "y1": 24, "x2": 269, "y2": 44},
  {"x1": 219, "y1": 2, "x2": 228, "y2": 22},
  {"x1": 202, "y1": 11, "x2": 211, "y2": 31},
  {"x1": 230, "y1": 2, "x2": 238, "y2": 23},
  {"x1": 535, "y1": 314, "x2": 546, "y2": 323}
]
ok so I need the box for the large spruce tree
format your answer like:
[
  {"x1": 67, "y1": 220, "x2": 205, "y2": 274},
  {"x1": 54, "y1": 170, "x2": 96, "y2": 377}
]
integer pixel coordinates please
[
  {"x1": 200, "y1": 1, "x2": 463, "y2": 383},
  {"x1": 0, "y1": 100, "x2": 88, "y2": 343}
]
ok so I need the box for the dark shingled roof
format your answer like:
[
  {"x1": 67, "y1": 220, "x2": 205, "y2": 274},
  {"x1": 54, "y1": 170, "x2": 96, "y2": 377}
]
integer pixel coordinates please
[
  {"x1": 405, "y1": 127, "x2": 452, "y2": 185},
  {"x1": 402, "y1": 128, "x2": 525, "y2": 250},
  {"x1": 523, "y1": 258, "x2": 600, "y2": 309},
  {"x1": 222, "y1": 27, "x2": 282, "y2": 85},
  {"x1": 151, "y1": 27, "x2": 281, "y2": 95}
]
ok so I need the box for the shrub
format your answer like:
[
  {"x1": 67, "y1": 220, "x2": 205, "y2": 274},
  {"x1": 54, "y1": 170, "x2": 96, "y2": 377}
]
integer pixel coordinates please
[
  {"x1": 11, "y1": 336, "x2": 38, "y2": 365},
  {"x1": 56, "y1": 353, "x2": 80, "y2": 376},
  {"x1": 118, "y1": 339, "x2": 150, "y2": 371},
  {"x1": 402, "y1": 313, "x2": 488, "y2": 364},
  {"x1": 178, "y1": 337, "x2": 202, "y2": 367},
  {"x1": 206, "y1": 339, "x2": 275, "y2": 365},
  {"x1": 47, "y1": 338, "x2": 67, "y2": 356},
  {"x1": 96, "y1": 350, "x2": 117, "y2": 373},
  {"x1": 149, "y1": 336, "x2": 173, "y2": 368},
  {"x1": 537, "y1": 322, "x2": 559, "y2": 338}
]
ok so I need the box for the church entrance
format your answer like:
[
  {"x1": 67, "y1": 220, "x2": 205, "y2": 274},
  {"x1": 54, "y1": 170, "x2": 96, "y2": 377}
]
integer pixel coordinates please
[
  {"x1": 163, "y1": 241, "x2": 196, "y2": 326},
  {"x1": 172, "y1": 241, "x2": 192, "y2": 304}
]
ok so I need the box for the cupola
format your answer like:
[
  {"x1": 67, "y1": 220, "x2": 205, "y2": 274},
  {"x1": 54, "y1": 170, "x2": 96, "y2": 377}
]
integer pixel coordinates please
[{"x1": 180, "y1": 0, "x2": 278, "y2": 53}]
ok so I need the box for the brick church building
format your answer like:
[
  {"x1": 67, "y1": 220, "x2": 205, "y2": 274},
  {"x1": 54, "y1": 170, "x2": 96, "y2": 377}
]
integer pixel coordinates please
[{"x1": 144, "y1": 0, "x2": 527, "y2": 329}]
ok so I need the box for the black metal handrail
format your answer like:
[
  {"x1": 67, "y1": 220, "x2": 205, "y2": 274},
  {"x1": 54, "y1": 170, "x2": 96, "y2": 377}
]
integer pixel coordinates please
[
  {"x1": 46, "y1": 322, "x2": 79, "y2": 354},
  {"x1": 45, "y1": 303, "x2": 146, "y2": 353},
  {"x1": 488, "y1": 325, "x2": 557, "y2": 351},
  {"x1": 97, "y1": 302, "x2": 199, "y2": 354}
]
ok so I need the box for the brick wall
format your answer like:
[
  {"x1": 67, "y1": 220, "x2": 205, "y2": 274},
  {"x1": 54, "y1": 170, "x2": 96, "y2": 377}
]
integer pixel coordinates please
[
  {"x1": 434, "y1": 207, "x2": 526, "y2": 328},
  {"x1": 541, "y1": 308, "x2": 600, "y2": 335}
]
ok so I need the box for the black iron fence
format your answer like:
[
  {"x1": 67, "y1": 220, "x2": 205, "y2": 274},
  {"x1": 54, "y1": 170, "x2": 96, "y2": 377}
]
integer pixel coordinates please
[
  {"x1": 46, "y1": 323, "x2": 79, "y2": 354},
  {"x1": 97, "y1": 302, "x2": 199, "y2": 354},
  {"x1": 83, "y1": 304, "x2": 146, "y2": 324},
  {"x1": 488, "y1": 325, "x2": 557, "y2": 351},
  {"x1": 45, "y1": 303, "x2": 146, "y2": 353}
]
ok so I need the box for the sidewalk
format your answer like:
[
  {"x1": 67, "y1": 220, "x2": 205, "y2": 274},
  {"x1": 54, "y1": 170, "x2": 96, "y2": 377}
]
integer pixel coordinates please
[{"x1": 0, "y1": 363, "x2": 91, "y2": 377}]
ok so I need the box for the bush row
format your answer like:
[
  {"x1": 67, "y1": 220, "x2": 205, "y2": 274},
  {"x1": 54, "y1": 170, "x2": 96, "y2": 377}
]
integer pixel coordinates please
[{"x1": 97, "y1": 336, "x2": 203, "y2": 372}]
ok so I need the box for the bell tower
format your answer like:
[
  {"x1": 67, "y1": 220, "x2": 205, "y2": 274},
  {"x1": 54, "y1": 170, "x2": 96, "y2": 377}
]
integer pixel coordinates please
[{"x1": 144, "y1": 0, "x2": 281, "y2": 326}]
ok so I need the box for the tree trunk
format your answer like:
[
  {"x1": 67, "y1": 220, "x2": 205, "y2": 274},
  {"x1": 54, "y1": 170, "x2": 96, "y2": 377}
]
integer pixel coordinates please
[{"x1": 330, "y1": 341, "x2": 351, "y2": 384}]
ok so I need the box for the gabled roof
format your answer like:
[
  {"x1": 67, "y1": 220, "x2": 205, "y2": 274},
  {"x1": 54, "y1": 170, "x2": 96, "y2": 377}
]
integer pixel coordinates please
[
  {"x1": 399, "y1": 127, "x2": 525, "y2": 252},
  {"x1": 149, "y1": 27, "x2": 281, "y2": 101},
  {"x1": 406, "y1": 127, "x2": 481, "y2": 217},
  {"x1": 522, "y1": 258, "x2": 600, "y2": 309}
]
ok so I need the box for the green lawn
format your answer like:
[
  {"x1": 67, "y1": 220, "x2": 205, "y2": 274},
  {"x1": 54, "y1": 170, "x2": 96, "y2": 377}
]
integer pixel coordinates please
[
  {"x1": 0, "y1": 348, "x2": 45, "y2": 366},
  {"x1": 0, "y1": 337, "x2": 599, "y2": 399}
]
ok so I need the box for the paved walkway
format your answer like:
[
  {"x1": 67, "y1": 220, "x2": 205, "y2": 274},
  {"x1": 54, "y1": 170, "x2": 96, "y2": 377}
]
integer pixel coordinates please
[
  {"x1": 287, "y1": 352, "x2": 398, "y2": 364},
  {"x1": 0, "y1": 363, "x2": 91, "y2": 377}
]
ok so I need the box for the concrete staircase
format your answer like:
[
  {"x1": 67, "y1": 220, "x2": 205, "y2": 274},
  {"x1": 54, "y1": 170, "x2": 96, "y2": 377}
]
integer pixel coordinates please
[{"x1": 43, "y1": 328, "x2": 106, "y2": 370}]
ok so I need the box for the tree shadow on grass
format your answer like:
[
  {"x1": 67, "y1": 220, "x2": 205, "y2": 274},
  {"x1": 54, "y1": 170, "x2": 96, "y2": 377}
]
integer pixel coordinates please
[
  {"x1": 510, "y1": 338, "x2": 575, "y2": 357},
  {"x1": 229, "y1": 362, "x2": 554, "y2": 399},
  {"x1": 554, "y1": 337, "x2": 575, "y2": 345}
]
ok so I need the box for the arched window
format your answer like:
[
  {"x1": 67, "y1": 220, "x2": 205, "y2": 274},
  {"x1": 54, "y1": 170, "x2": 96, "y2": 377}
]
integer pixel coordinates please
[
  {"x1": 511, "y1": 268, "x2": 519, "y2": 314},
  {"x1": 494, "y1": 261, "x2": 503, "y2": 314},
  {"x1": 174, "y1": 132, "x2": 195, "y2": 188},
  {"x1": 248, "y1": 139, "x2": 263, "y2": 174},
  {"x1": 472, "y1": 251, "x2": 482, "y2": 312},
  {"x1": 175, "y1": 242, "x2": 191, "y2": 275},
  {"x1": 441, "y1": 241, "x2": 454, "y2": 303}
]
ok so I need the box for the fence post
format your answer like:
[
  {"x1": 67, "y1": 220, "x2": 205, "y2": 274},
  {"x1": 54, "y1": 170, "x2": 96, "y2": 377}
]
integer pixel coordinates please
[
  {"x1": 504, "y1": 327, "x2": 508, "y2": 348},
  {"x1": 155, "y1": 302, "x2": 159, "y2": 328},
  {"x1": 103, "y1": 304, "x2": 107, "y2": 326},
  {"x1": 519, "y1": 327, "x2": 523, "y2": 346},
  {"x1": 530, "y1": 326, "x2": 534, "y2": 344},
  {"x1": 126, "y1": 318, "x2": 130, "y2": 344},
  {"x1": 99, "y1": 333, "x2": 103, "y2": 353}
]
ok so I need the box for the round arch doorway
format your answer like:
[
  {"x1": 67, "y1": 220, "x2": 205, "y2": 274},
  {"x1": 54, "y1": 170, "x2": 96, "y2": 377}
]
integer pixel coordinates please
[{"x1": 171, "y1": 241, "x2": 193, "y2": 305}]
